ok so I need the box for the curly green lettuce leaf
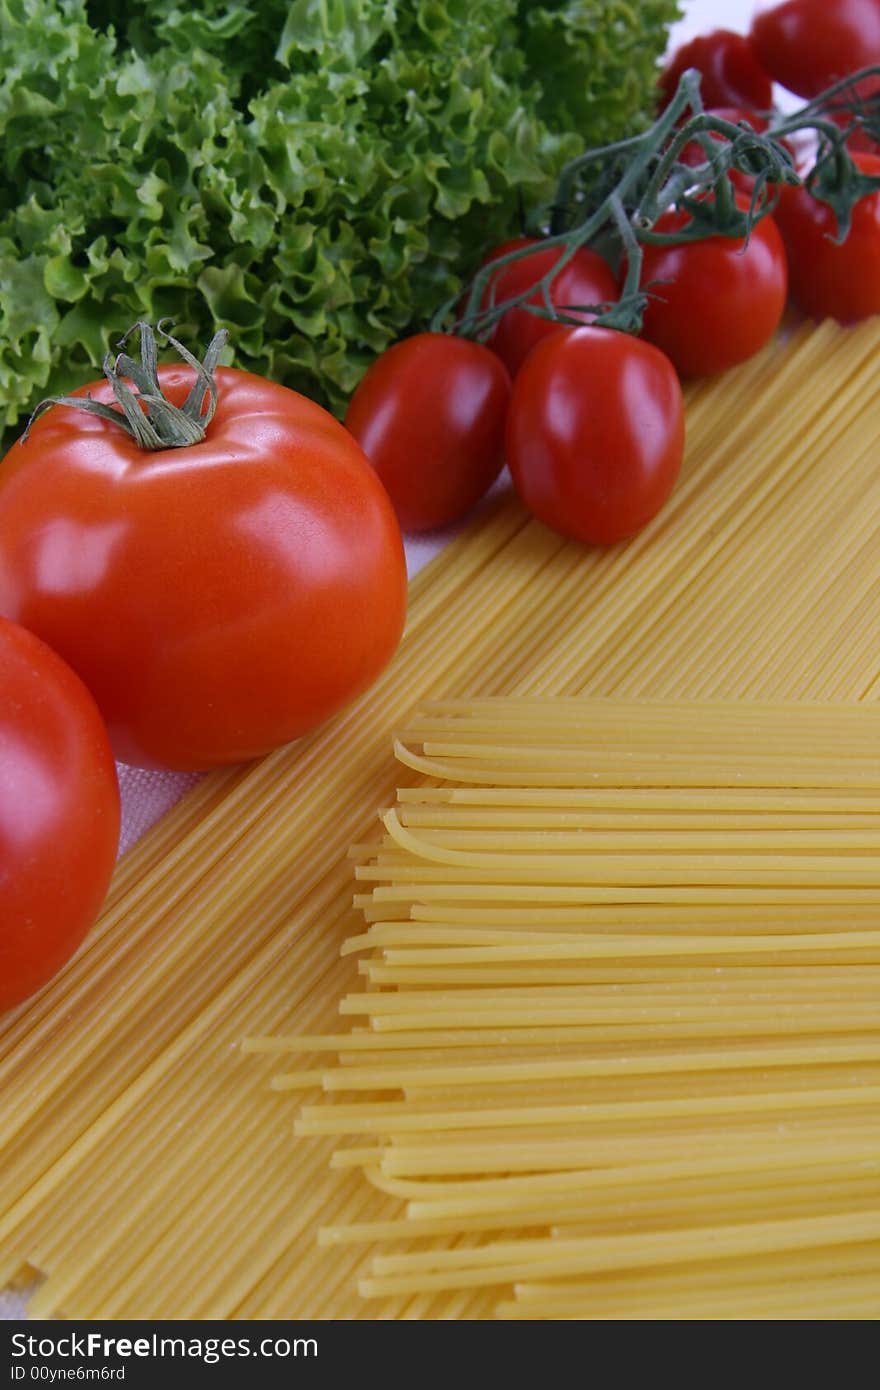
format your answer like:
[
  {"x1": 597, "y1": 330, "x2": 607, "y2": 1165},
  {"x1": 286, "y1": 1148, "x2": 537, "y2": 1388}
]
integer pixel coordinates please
[{"x1": 0, "y1": 0, "x2": 679, "y2": 431}]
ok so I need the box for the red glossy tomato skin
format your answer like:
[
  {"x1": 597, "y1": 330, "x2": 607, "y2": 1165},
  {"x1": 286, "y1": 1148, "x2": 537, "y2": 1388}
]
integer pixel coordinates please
[
  {"x1": 0, "y1": 617, "x2": 120, "y2": 1012},
  {"x1": 474, "y1": 238, "x2": 619, "y2": 378},
  {"x1": 773, "y1": 151, "x2": 880, "y2": 320},
  {"x1": 505, "y1": 327, "x2": 685, "y2": 547},
  {"x1": 0, "y1": 367, "x2": 407, "y2": 771},
  {"x1": 345, "y1": 334, "x2": 511, "y2": 533},
  {"x1": 660, "y1": 31, "x2": 773, "y2": 112},
  {"x1": 751, "y1": 0, "x2": 880, "y2": 98},
  {"x1": 638, "y1": 203, "x2": 788, "y2": 377},
  {"x1": 843, "y1": 123, "x2": 880, "y2": 154}
]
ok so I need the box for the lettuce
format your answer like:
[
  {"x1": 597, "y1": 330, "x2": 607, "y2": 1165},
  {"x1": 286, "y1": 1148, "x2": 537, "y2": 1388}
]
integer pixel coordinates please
[{"x1": 0, "y1": 0, "x2": 679, "y2": 429}]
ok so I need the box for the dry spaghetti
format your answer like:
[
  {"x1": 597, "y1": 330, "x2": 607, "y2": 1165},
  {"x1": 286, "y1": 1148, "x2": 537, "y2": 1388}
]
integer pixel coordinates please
[
  {"x1": 261, "y1": 700, "x2": 880, "y2": 1317},
  {"x1": 3, "y1": 319, "x2": 880, "y2": 1317}
]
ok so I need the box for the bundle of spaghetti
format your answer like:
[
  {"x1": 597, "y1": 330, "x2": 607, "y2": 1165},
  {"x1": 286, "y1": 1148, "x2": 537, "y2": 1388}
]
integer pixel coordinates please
[
  {"x1": 261, "y1": 698, "x2": 880, "y2": 1318},
  {"x1": 5, "y1": 318, "x2": 880, "y2": 1318}
]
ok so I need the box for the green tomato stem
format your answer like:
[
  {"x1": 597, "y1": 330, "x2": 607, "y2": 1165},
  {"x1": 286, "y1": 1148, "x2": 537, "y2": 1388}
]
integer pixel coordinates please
[
  {"x1": 441, "y1": 65, "x2": 880, "y2": 344},
  {"x1": 22, "y1": 322, "x2": 229, "y2": 451}
]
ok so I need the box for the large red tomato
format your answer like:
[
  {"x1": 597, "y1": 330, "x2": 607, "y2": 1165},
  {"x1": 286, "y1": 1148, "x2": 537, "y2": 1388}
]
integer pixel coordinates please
[
  {"x1": 1, "y1": 617, "x2": 120, "y2": 1012},
  {"x1": 505, "y1": 327, "x2": 684, "y2": 547},
  {"x1": 470, "y1": 237, "x2": 618, "y2": 377},
  {"x1": 638, "y1": 201, "x2": 788, "y2": 376},
  {"x1": 345, "y1": 334, "x2": 510, "y2": 532},
  {"x1": 659, "y1": 30, "x2": 773, "y2": 112},
  {"x1": 0, "y1": 361, "x2": 407, "y2": 771},
  {"x1": 751, "y1": 0, "x2": 880, "y2": 99},
  {"x1": 773, "y1": 150, "x2": 880, "y2": 320}
]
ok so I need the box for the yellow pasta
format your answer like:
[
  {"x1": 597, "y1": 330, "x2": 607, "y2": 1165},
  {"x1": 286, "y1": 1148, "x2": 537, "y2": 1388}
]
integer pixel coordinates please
[
  {"x1": 3, "y1": 318, "x2": 880, "y2": 1318},
  {"x1": 270, "y1": 700, "x2": 880, "y2": 1316}
]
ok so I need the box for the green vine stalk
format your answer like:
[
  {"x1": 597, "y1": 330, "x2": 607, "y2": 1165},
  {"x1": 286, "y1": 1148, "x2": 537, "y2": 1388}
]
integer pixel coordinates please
[{"x1": 438, "y1": 66, "x2": 880, "y2": 342}]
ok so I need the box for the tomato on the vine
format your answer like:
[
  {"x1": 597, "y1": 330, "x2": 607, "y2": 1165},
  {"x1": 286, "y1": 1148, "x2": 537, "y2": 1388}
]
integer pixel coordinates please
[
  {"x1": 471, "y1": 237, "x2": 618, "y2": 378},
  {"x1": 678, "y1": 107, "x2": 795, "y2": 194},
  {"x1": 1, "y1": 617, "x2": 120, "y2": 1013},
  {"x1": 680, "y1": 106, "x2": 768, "y2": 167},
  {"x1": 638, "y1": 198, "x2": 788, "y2": 377},
  {"x1": 505, "y1": 326, "x2": 684, "y2": 547},
  {"x1": 842, "y1": 123, "x2": 880, "y2": 154},
  {"x1": 659, "y1": 30, "x2": 773, "y2": 112},
  {"x1": 345, "y1": 334, "x2": 510, "y2": 533},
  {"x1": 773, "y1": 150, "x2": 880, "y2": 320},
  {"x1": 751, "y1": 0, "x2": 880, "y2": 98},
  {"x1": 0, "y1": 338, "x2": 407, "y2": 771}
]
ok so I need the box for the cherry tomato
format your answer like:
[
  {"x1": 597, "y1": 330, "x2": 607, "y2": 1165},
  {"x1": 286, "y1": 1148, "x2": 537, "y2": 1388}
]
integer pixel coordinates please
[
  {"x1": 842, "y1": 123, "x2": 880, "y2": 154},
  {"x1": 505, "y1": 327, "x2": 684, "y2": 547},
  {"x1": 638, "y1": 199, "x2": 788, "y2": 377},
  {"x1": 773, "y1": 150, "x2": 880, "y2": 320},
  {"x1": 751, "y1": 0, "x2": 880, "y2": 99},
  {"x1": 1, "y1": 617, "x2": 120, "y2": 1012},
  {"x1": 659, "y1": 31, "x2": 773, "y2": 112},
  {"x1": 345, "y1": 334, "x2": 510, "y2": 533},
  {"x1": 0, "y1": 366, "x2": 407, "y2": 771},
  {"x1": 678, "y1": 107, "x2": 793, "y2": 194},
  {"x1": 471, "y1": 237, "x2": 618, "y2": 378}
]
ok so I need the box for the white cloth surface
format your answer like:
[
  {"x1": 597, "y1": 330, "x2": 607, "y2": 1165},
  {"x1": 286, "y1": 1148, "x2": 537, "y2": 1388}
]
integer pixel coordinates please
[{"x1": 2, "y1": 0, "x2": 766, "y2": 1321}]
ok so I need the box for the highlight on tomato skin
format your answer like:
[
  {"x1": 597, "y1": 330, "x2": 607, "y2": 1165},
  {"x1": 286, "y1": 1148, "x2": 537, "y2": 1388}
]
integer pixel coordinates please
[
  {"x1": 750, "y1": 0, "x2": 880, "y2": 100},
  {"x1": 773, "y1": 149, "x2": 880, "y2": 321},
  {"x1": 345, "y1": 333, "x2": 511, "y2": 534},
  {"x1": 637, "y1": 198, "x2": 789, "y2": 378},
  {"x1": 0, "y1": 360, "x2": 409, "y2": 772},
  {"x1": 471, "y1": 237, "x2": 619, "y2": 378},
  {"x1": 0, "y1": 617, "x2": 120, "y2": 1013},
  {"x1": 505, "y1": 326, "x2": 685, "y2": 548},
  {"x1": 659, "y1": 30, "x2": 773, "y2": 113}
]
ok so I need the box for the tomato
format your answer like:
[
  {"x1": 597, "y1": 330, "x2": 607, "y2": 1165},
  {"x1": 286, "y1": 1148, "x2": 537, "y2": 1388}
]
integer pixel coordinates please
[
  {"x1": 751, "y1": 0, "x2": 880, "y2": 99},
  {"x1": 773, "y1": 150, "x2": 880, "y2": 320},
  {"x1": 679, "y1": 106, "x2": 765, "y2": 194},
  {"x1": 677, "y1": 107, "x2": 793, "y2": 194},
  {"x1": 659, "y1": 31, "x2": 773, "y2": 112},
  {"x1": 505, "y1": 327, "x2": 684, "y2": 547},
  {"x1": 345, "y1": 334, "x2": 510, "y2": 533},
  {"x1": 470, "y1": 237, "x2": 618, "y2": 378},
  {"x1": 638, "y1": 199, "x2": 788, "y2": 377},
  {"x1": 0, "y1": 363, "x2": 407, "y2": 771},
  {"x1": 842, "y1": 123, "x2": 880, "y2": 154},
  {"x1": 1, "y1": 618, "x2": 119, "y2": 1012}
]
